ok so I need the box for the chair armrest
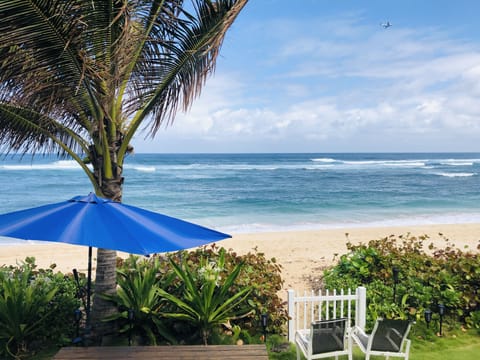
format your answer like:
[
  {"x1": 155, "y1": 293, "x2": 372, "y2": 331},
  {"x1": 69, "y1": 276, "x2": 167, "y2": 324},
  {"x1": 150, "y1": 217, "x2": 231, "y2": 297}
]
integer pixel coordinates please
[
  {"x1": 295, "y1": 329, "x2": 310, "y2": 358},
  {"x1": 351, "y1": 325, "x2": 367, "y2": 337},
  {"x1": 350, "y1": 326, "x2": 369, "y2": 352},
  {"x1": 295, "y1": 329, "x2": 309, "y2": 340}
]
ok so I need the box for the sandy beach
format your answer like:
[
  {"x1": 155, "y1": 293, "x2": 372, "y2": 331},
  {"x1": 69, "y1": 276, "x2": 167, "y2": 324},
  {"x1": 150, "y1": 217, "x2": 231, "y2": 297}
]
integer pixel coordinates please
[{"x1": 1, "y1": 223, "x2": 479, "y2": 293}]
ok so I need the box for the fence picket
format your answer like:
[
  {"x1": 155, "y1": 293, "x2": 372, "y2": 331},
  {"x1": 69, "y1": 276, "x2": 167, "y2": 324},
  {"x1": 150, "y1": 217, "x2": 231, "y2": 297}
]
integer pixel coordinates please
[{"x1": 287, "y1": 286, "x2": 366, "y2": 342}]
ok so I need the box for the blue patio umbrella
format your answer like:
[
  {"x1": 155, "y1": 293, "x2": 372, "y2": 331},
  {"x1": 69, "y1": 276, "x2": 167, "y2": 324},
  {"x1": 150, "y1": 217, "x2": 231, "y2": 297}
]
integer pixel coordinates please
[{"x1": 0, "y1": 193, "x2": 231, "y2": 327}]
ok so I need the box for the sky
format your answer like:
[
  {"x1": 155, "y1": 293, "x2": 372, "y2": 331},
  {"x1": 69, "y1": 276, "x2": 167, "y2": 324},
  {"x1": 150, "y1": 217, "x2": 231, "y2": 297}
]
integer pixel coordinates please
[{"x1": 134, "y1": 0, "x2": 480, "y2": 153}]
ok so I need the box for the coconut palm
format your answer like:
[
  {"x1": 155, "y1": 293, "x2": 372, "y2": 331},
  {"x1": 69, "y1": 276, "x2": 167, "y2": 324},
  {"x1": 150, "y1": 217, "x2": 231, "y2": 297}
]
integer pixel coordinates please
[{"x1": 0, "y1": 0, "x2": 247, "y2": 338}]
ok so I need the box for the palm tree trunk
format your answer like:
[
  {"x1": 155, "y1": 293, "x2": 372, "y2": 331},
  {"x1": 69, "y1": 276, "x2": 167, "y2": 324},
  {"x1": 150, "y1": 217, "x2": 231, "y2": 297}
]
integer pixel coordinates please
[
  {"x1": 90, "y1": 248, "x2": 118, "y2": 340},
  {"x1": 89, "y1": 149, "x2": 124, "y2": 341}
]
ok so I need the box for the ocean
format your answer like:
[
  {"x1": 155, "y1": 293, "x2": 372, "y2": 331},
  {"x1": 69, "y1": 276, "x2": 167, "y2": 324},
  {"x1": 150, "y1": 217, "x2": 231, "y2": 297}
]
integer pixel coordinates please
[{"x1": 1, "y1": 153, "x2": 480, "y2": 244}]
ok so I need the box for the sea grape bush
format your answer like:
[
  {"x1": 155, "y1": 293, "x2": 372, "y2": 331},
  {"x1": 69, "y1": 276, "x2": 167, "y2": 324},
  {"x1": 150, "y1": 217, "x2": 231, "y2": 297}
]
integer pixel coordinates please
[{"x1": 322, "y1": 233, "x2": 480, "y2": 331}]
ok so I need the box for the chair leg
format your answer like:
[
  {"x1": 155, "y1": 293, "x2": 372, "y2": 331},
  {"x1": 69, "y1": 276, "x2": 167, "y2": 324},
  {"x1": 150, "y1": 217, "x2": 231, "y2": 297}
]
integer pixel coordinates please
[
  {"x1": 404, "y1": 339, "x2": 411, "y2": 360},
  {"x1": 348, "y1": 332, "x2": 353, "y2": 360}
]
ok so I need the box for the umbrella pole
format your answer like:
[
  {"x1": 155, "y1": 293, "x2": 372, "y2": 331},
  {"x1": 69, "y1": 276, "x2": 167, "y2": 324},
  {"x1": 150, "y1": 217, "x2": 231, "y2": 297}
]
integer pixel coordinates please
[{"x1": 86, "y1": 246, "x2": 92, "y2": 332}]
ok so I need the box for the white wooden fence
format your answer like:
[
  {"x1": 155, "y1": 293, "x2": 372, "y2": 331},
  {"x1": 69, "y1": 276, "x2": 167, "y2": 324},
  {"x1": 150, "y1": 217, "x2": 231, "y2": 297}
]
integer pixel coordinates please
[{"x1": 287, "y1": 287, "x2": 367, "y2": 342}]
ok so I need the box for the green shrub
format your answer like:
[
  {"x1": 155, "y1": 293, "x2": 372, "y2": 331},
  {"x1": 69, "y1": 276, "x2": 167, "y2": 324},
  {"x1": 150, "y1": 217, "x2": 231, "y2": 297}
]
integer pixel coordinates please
[
  {"x1": 39, "y1": 270, "x2": 81, "y2": 346},
  {"x1": 0, "y1": 258, "x2": 80, "y2": 358},
  {"x1": 322, "y1": 233, "x2": 480, "y2": 331}
]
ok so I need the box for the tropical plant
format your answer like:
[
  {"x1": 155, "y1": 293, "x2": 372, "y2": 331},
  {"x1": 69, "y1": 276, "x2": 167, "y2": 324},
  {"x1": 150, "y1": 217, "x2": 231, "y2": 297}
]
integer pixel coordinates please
[
  {"x1": 158, "y1": 249, "x2": 253, "y2": 345},
  {"x1": 109, "y1": 246, "x2": 287, "y2": 344},
  {"x1": 0, "y1": 0, "x2": 248, "y2": 338},
  {"x1": 0, "y1": 259, "x2": 80, "y2": 358},
  {"x1": 172, "y1": 245, "x2": 289, "y2": 337},
  {"x1": 102, "y1": 256, "x2": 176, "y2": 345},
  {"x1": 0, "y1": 265, "x2": 57, "y2": 358}
]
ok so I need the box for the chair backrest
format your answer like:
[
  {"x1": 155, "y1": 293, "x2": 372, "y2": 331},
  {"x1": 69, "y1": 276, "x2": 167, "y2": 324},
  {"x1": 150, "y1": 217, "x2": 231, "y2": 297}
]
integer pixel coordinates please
[
  {"x1": 370, "y1": 319, "x2": 411, "y2": 352},
  {"x1": 310, "y1": 318, "x2": 347, "y2": 354}
]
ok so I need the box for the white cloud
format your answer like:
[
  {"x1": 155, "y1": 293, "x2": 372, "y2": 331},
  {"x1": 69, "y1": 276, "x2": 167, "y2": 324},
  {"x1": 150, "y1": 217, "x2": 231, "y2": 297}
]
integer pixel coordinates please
[{"x1": 134, "y1": 11, "x2": 480, "y2": 153}]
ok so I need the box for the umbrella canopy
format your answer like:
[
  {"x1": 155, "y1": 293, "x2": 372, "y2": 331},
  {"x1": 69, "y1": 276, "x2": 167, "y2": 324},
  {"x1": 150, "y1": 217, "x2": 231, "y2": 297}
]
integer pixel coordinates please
[
  {"x1": 0, "y1": 193, "x2": 231, "y2": 254},
  {"x1": 0, "y1": 193, "x2": 231, "y2": 332}
]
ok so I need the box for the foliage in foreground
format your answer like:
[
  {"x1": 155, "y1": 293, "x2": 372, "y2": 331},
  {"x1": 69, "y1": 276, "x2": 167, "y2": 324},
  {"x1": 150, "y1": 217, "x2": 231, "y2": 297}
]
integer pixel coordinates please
[
  {"x1": 172, "y1": 245, "x2": 289, "y2": 338},
  {"x1": 101, "y1": 257, "x2": 177, "y2": 345},
  {"x1": 158, "y1": 249, "x2": 253, "y2": 345},
  {"x1": 3, "y1": 234, "x2": 480, "y2": 359},
  {"x1": 0, "y1": 258, "x2": 80, "y2": 359},
  {"x1": 0, "y1": 245, "x2": 286, "y2": 357},
  {"x1": 322, "y1": 233, "x2": 480, "y2": 331},
  {"x1": 106, "y1": 245, "x2": 288, "y2": 345}
]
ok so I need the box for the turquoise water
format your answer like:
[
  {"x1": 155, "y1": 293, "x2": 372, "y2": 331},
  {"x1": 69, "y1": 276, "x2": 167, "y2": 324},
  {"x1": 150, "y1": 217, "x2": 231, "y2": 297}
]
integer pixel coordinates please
[{"x1": 1, "y1": 153, "x2": 480, "y2": 241}]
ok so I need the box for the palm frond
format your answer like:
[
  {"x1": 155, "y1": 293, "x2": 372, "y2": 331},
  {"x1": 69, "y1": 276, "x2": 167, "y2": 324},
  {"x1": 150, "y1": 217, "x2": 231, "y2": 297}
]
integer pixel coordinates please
[
  {"x1": 0, "y1": 0, "x2": 248, "y2": 161},
  {"x1": 121, "y1": 0, "x2": 248, "y2": 150},
  {"x1": 0, "y1": 103, "x2": 88, "y2": 155},
  {"x1": 0, "y1": 1, "x2": 93, "y2": 111}
]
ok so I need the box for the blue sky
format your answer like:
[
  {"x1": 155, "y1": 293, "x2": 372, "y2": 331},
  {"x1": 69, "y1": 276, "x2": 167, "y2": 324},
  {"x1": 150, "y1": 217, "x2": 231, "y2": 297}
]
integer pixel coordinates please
[{"x1": 134, "y1": 0, "x2": 480, "y2": 153}]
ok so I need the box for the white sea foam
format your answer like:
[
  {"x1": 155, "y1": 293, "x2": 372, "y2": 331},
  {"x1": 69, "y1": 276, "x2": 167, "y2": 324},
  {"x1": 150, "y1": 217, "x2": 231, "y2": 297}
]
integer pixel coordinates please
[
  {"x1": 385, "y1": 161, "x2": 426, "y2": 167},
  {"x1": 152, "y1": 164, "x2": 283, "y2": 171},
  {"x1": 1, "y1": 160, "x2": 88, "y2": 171},
  {"x1": 311, "y1": 158, "x2": 337, "y2": 163},
  {"x1": 174, "y1": 174, "x2": 218, "y2": 180},
  {"x1": 441, "y1": 161, "x2": 474, "y2": 166},
  {"x1": 97, "y1": 157, "x2": 480, "y2": 173},
  {"x1": 304, "y1": 165, "x2": 335, "y2": 170},
  {"x1": 342, "y1": 160, "x2": 426, "y2": 167},
  {"x1": 312, "y1": 157, "x2": 479, "y2": 169},
  {"x1": 218, "y1": 211, "x2": 480, "y2": 234},
  {"x1": 433, "y1": 172, "x2": 476, "y2": 177},
  {"x1": 150, "y1": 161, "x2": 425, "y2": 171},
  {"x1": 436, "y1": 159, "x2": 479, "y2": 166},
  {"x1": 132, "y1": 166, "x2": 156, "y2": 173}
]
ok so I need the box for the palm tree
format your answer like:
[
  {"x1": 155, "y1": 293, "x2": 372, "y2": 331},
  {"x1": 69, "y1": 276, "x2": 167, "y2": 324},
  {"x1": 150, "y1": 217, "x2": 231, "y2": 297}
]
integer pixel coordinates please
[{"x1": 0, "y1": 0, "x2": 247, "y2": 338}]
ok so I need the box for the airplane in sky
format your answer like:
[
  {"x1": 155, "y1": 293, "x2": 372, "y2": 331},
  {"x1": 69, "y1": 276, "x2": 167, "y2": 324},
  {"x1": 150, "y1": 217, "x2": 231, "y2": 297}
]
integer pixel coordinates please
[{"x1": 381, "y1": 21, "x2": 392, "y2": 28}]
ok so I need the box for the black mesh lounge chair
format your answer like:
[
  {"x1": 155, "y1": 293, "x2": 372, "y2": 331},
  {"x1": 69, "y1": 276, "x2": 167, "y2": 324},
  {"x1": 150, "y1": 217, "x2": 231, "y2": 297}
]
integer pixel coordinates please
[
  {"x1": 295, "y1": 318, "x2": 352, "y2": 360},
  {"x1": 351, "y1": 318, "x2": 411, "y2": 360}
]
